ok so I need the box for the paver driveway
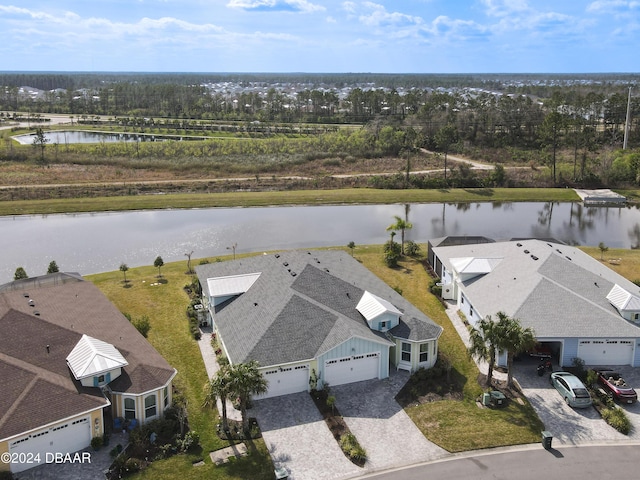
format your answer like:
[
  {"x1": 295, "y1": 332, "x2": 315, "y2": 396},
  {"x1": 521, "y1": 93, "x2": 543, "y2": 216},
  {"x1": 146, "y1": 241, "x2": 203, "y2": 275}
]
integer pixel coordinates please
[
  {"x1": 512, "y1": 359, "x2": 640, "y2": 443},
  {"x1": 252, "y1": 392, "x2": 362, "y2": 480}
]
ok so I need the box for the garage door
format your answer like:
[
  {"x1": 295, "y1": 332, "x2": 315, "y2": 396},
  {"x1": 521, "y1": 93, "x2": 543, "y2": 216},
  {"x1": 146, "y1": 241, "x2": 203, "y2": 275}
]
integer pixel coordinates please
[
  {"x1": 324, "y1": 353, "x2": 380, "y2": 387},
  {"x1": 577, "y1": 339, "x2": 634, "y2": 366},
  {"x1": 258, "y1": 364, "x2": 309, "y2": 399},
  {"x1": 9, "y1": 417, "x2": 90, "y2": 473}
]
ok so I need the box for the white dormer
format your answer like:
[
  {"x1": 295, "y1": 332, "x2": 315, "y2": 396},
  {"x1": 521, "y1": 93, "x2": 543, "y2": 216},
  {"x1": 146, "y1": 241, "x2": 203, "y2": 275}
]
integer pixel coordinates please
[
  {"x1": 206, "y1": 272, "x2": 261, "y2": 307},
  {"x1": 66, "y1": 334, "x2": 128, "y2": 387},
  {"x1": 451, "y1": 257, "x2": 502, "y2": 282},
  {"x1": 356, "y1": 291, "x2": 402, "y2": 332},
  {"x1": 607, "y1": 284, "x2": 640, "y2": 322}
]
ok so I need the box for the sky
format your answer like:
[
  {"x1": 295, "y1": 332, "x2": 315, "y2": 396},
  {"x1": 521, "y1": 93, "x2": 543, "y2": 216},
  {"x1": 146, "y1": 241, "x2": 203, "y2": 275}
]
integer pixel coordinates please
[{"x1": 0, "y1": 0, "x2": 638, "y2": 73}]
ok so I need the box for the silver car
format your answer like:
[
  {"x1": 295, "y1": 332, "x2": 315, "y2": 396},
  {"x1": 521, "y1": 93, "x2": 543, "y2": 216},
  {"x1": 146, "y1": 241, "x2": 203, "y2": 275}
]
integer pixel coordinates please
[{"x1": 549, "y1": 371, "x2": 592, "y2": 408}]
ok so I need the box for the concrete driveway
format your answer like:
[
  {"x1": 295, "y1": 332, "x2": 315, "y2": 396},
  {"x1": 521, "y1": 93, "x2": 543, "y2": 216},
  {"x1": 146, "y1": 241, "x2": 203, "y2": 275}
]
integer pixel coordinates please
[{"x1": 512, "y1": 359, "x2": 640, "y2": 443}]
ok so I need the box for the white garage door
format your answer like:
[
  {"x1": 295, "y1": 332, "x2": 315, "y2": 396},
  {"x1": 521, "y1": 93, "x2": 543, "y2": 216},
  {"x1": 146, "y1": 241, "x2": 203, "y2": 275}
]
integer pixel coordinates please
[
  {"x1": 259, "y1": 364, "x2": 309, "y2": 399},
  {"x1": 9, "y1": 417, "x2": 90, "y2": 473},
  {"x1": 577, "y1": 339, "x2": 634, "y2": 366},
  {"x1": 324, "y1": 353, "x2": 380, "y2": 387}
]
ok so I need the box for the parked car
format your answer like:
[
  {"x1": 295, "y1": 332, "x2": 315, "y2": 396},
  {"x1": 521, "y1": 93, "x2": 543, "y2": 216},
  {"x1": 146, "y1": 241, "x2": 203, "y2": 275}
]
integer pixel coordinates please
[
  {"x1": 549, "y1": 372, "x2": 592, "y2": 408},
  {"x1": 594, "y1": 369, "x2": 638, "y2": 404},
  {"x1": 527, "y1": 343, "x2": 552, "y2": 359}
]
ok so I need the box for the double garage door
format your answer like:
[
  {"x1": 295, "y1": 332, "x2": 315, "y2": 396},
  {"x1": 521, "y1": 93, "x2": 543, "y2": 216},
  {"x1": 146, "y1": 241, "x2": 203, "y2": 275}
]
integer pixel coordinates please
[
  {"x1": 324, "y1": 353, "x2": 380, "y2": 387},
  {"x1": 577, "y1": 339, "x2": 634, "y2": 366},
  {"x1": 8, "y1": 417, "x2": 90, "y2": 473}
]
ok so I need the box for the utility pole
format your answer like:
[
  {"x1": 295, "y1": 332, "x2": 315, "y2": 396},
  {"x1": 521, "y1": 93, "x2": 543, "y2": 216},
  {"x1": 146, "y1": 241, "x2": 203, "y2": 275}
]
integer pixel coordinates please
[{"x1": 623, "y1": 86, "x2": 632, "y2": 150}]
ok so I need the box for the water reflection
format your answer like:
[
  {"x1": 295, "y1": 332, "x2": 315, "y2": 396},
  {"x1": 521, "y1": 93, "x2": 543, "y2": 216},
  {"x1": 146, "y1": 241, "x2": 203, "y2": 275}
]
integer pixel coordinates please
[
  {"x1": 1, "y1": 202, "x2": 640, "y2": 283},
  {"x1": 12, "y1": 130, "x2": 204, "y2": 145}
]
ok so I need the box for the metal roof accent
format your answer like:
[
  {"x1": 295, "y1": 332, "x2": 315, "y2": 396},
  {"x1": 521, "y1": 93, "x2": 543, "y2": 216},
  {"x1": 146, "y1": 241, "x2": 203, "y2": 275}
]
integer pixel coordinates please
[
  {"x1": 451, "y1": 257, "x2": 502, "y2": 275},
  {"x1": 206, "y1": 272, "x2": 261, "y2": 298},
  {"x1": 607, "y1": 284, "x2": 640, "y2": 312},
  {"x1": 66, "y1": 334, "x2": 128, "y2": 380},
  {"x1": 356, "y1": 290, "x2": 403, "y2": 321}
]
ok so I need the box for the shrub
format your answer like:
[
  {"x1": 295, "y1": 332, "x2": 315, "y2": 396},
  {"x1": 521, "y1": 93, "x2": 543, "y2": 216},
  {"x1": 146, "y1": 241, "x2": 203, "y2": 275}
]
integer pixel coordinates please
[
  {"x1": 404, "y1": 240, "x2": 421, "y2": 257},
  {"x1": 124, "y1": 458, "x2": 141, "y2": 473},
  {"x1": 90, "y1": 436, "x2": 103, "y2": 450},
  {"x1": 176, "y1": 430, "x2": 200, "y2": 452},
  {"x1": 132, "y1": 315, "x2": 151, "y2": 338},
  {"x1": 601, "y1": 407, "x2": 631, "y2": 434},
  {"x1": 339, "y1": 433, "x2": 367, "y2": 462}
]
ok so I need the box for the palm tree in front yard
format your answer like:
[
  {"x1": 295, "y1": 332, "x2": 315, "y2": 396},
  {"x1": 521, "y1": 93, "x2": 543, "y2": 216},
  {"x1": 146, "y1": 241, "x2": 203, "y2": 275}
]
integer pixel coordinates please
[
  {"x1": 203, "y1": 364, "x2": 233, "y2": 432},
  {"x1": 467, "y1": 315, "x2": 502, "y2": 387},
  {"x1": 495, "y1": 312, "x2": 537, "y2": 388},
  {"x1": 228, "y1": 361, "x2": 268, "y2": 433},
  {"x1": 386, "y1": 215, "x2": 413, "y2": 255}
]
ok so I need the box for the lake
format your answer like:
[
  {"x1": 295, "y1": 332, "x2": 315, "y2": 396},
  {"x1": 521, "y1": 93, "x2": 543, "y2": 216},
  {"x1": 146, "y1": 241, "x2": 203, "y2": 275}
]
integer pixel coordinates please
[
  {"x1": 1, "y1": 201, "x2": 638, "y2": 283},
  {"x1": 12, "y1": 130, "x2": 204, "y2": 145}
]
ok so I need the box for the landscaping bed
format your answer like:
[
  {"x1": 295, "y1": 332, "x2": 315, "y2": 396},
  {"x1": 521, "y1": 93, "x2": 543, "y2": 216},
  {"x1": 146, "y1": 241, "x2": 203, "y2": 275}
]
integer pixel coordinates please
[{"x1": 310, "y1": 388, "x2": 366, "y2": 467}]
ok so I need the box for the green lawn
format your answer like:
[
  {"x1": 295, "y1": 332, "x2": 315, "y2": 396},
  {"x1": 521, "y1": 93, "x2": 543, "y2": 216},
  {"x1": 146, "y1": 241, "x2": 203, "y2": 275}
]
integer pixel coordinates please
[
  {"x1": 0, "y1": 187, "x2": 581, "y2": 216},
  {"x1": 88, "y1": 261, "x2": 274, "y2": 480},
  {"x1": 355, "y1": 247, "x2": 544, "y2": 452}
]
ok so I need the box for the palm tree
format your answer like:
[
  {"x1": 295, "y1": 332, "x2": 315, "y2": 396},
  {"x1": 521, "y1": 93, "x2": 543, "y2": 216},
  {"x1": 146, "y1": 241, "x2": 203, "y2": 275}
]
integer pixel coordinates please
[
  {"x1": 467, "y1": 315, "x2": 501, "y2": 387},
  {"x1": 495, "y1": 312, "x2": 537, "y2": 388},
  {"x1": 203, "y1": 364, "x2": 233, "y2": 432},
  {"x1": 386, "y1": 215, "x2": 413, "y2": 255},
  {"x1": 228, "y1": 361, "x2": 267, "y2": 432}
]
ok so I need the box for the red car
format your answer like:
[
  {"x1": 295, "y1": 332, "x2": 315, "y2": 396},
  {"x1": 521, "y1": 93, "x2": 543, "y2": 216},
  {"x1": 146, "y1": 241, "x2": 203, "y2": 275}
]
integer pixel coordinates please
[{"x1": 595, "y1": 369, "x2": 638, "y2": 404}]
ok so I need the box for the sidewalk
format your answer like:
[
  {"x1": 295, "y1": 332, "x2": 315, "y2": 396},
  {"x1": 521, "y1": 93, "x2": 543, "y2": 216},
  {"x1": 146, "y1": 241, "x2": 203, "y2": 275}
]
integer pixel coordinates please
[{"x1": 196, "y1": 325, "x2": 241, "y2": 421}]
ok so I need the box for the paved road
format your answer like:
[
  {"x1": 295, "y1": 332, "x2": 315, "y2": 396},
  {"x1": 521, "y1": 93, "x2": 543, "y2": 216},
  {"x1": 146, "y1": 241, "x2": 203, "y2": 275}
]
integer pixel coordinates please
[{"x1": 356, "y1": 443, "x2": 640, "y2": 480}]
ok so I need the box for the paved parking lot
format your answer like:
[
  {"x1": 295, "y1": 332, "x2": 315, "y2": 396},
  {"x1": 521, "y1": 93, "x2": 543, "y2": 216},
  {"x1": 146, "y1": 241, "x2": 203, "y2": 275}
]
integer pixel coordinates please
[{"x1": 512, "y1": 359, "x2": 640, "y2": 444}]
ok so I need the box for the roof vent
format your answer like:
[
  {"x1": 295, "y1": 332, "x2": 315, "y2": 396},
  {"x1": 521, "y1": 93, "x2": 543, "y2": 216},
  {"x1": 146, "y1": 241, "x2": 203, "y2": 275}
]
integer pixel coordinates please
[
  {"x1": 547, "y1": 243, "x2": 553, "y2": 247},
  {"x1": 524, "y1": 250, "x2": 530, "y2": 254},
  {"x1": 556, "y1": 249, "x2": 562, "y2": 254},
  {"x1": 566, "y1": 256, "x2": 572, "y2": 261},
  {"x1": 34, "y1": 311, "x2": 40, "y2": 316},
  {"x1": 516, "y1": 243, "x2": 522, "y2": 247},
  {"x1": 254, "y1": 302, "x2": 258, "y2": 306},
  {"x1": 283, "y1": 262, "x2": 289, "y2": 267},
  {"x1": 23, "y1": 293, "x2": 29, "y2": 298},
  {"x1": 290, "y1": 271, "x2": 297, "y2": 277},
  {"x1": 325, "y1": 269, "x2": 330, "y2": 273},
  {"x1": 531, "y1": 255, "x2": 539, "y2": 260},
  {"x1": 274, "y1": 254, "x2": 280, "y2": 258},
  {"x1": 28, "y1": 299, "x2": 35, "y2": 306}
]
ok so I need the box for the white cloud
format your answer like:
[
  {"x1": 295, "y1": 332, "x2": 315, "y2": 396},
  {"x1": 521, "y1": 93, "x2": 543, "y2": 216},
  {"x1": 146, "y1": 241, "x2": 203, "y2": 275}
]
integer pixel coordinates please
[
  {"x1": 342, "y1": 2, "x2": 357, "y2": 14},
  {"x1": 358, "y1": 2, "x2": 423, "y2": 27},
  {"x1": 226, "y1": 0, "x2": 325, "y2": 13},
  {"x1": 587, "y1": 0, "x2": 640, "y2": 13},
  {"x1": 481, "y1": 0, "x2": 530, "y2": 17}
]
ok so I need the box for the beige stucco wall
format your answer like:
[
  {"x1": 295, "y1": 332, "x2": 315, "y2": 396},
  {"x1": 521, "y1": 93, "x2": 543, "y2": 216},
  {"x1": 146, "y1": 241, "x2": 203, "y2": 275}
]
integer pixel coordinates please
[{"x1": 0, "y1": 440, "x2": 8, "y2": 472}]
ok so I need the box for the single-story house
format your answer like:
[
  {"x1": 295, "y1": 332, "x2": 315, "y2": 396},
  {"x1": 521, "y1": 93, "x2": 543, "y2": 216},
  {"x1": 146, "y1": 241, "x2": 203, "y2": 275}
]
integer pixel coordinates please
[
  {"x1": 196, "y1": 250, "x2": 443, "y2": 399},
  {"x1": 430, "y1": 238, "x2": 640, "y2": 368},
  {"x1": 0, "y1": 273, "x2": 177, "y2": 474}
]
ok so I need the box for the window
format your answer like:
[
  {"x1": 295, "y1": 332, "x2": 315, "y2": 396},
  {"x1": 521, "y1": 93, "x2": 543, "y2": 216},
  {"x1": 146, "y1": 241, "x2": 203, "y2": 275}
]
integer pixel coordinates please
[
  {"x1": 419, "y1": 343, "x2": 429, "y2": 363},
  {"x1": 635, "y1": 313, "x2": 640, "y2": 321},
  {"x1": 380, "y1": 321, "x2": 387, "y2": 330},
  {"x1": 98, "y1": 375, "x2": 105, "y2": 383},
  {"x1": 124, "y1": 398, "x2": 136, "y2": 420},
  {"x1": 163, "y1": 386, "x2": 169, "y2": 408},
  {"x1": 145, "y1": 394, "x2": 157, "y2": 419},
  {"x1": 401, "y1": 342, "x2": 411, "y2": 362},
  {"x1": 469, "y1": 307, "x2": 474, "y2": 317}
]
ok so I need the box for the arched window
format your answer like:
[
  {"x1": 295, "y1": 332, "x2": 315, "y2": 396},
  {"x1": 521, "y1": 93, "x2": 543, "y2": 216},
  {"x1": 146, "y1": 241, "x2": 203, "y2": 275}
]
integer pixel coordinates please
[
  {"x1": 145, "y1": 394, "x2": 157, "y2": 419},
  {"x1": 124, "y1": 398, "x2": 136, "y2": 420}
]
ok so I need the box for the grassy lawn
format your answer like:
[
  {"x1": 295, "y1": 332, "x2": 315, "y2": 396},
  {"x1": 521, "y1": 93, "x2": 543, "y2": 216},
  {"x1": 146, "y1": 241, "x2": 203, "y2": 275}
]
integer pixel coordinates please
[
  {"x1": 356, "y1": 246, "x2": 544, "y2": 452},
  {"x1": 87, "y1": 262, "x2": 274, "y2": 480},
  {"x1": 0, "y1": 187, "x2": 580, "y2": 216}
]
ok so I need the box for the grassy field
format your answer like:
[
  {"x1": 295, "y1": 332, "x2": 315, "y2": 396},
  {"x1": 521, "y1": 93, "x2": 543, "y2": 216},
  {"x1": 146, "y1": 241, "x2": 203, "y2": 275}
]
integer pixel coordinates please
[{"x1": 0, "y1": 187, "x2": 580, "y2": 216}]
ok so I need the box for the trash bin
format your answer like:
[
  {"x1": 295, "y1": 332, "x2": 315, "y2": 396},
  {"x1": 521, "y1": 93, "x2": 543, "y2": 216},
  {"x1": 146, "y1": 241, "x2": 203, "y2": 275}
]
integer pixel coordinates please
[
  {"x1": 542, "y1": 430, "x2": 553, "y2": 450},
  {"x1": 482, "y1": 392, "x2": 491, "y2": 406}
]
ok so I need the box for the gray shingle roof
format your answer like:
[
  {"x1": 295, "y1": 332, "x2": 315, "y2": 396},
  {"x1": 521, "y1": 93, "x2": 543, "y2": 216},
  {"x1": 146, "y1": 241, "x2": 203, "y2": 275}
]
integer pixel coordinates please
[
  {"x1": 433, "y1": 239, "x2": 640, "y2": 338},
  {"x1": 196, "y1": 250, "x2": 442, "y2": 367}
]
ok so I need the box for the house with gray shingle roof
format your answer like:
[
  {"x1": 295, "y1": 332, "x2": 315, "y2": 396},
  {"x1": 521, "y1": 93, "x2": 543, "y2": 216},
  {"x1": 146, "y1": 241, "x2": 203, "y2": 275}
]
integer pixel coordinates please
[
  {"x1": 431, "y1": 239, "x2": 640, "y2": 368},
  {"x1": 196, "y1": 250, "x2": 442, "y2": 399},
  {"x1": 0, "y1": 273, "x2": 177, "y2": 475}
]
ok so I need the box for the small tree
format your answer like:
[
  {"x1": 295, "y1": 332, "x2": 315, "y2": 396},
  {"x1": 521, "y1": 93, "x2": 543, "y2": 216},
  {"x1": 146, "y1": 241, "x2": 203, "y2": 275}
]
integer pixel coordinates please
[
  {"x1": 347, "y1": 241, "x2": 356, "y2": 256},
  {"x1": 468, "y1": 315, "x2": 501, "y2": 387},
  {"x1": 228, "y1": 361, "x2": 268, "y2": 432},
  {"x1": 203, "y1": 364, "x2": 233, "y2": 433},
  {"x1": 119, "y1": 263, "x2": 129, "y2": 283},
  {"x1": 154, "y1": 256, "x2": 164, "y2": 277},
  {"x1": 386, "y1": 215, "x2": 413, "y2": 255},
  {"x1": 184, "y1": 250, "x2": 194, "y2": 274},
  {"x1": 47, "y1": 260, "x2": 59, "y2": 274},
  {"x1": 14, "y1": 267, "x2": 28, "y2": 280},
  {"x1": 131, "y1": 315, "x2": 151, "y2": 338},
  {"x1": 32, "y1": 127, "x2": 49, "y2": 165},
  {"x1": 598, "y1": 242, "x2": 609, "y2": 260}
]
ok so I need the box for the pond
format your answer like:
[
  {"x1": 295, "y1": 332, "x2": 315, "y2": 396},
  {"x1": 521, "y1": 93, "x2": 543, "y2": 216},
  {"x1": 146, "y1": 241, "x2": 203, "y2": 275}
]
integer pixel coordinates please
[
  {"x1": 1, "y1": 201, "x2": 639, "y2": 284},
  {"x1": 12, "y1": 130, "x2": 205, "y2": 145}
]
